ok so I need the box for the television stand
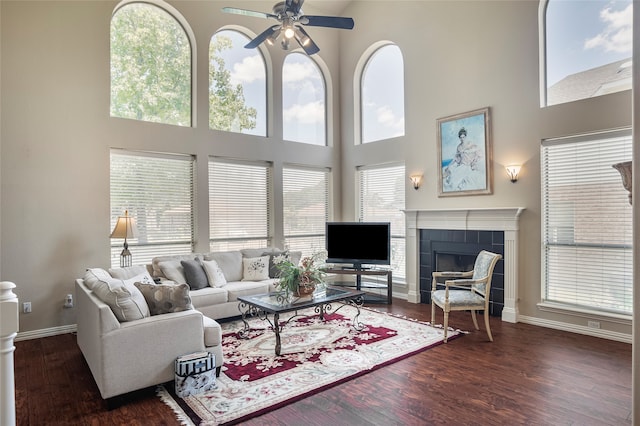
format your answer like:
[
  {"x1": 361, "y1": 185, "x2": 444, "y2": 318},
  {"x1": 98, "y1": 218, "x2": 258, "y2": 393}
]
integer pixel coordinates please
[{"x1": 324, "y1": 267, "x2": 392, "y2": 304}]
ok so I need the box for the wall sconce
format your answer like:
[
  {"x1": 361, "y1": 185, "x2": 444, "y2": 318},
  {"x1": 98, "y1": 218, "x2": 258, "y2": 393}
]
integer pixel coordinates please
[
  {"x1": 505, "y1": 165, "x2": 522, "y2": 183},
  {"x1": 409, "y1": 174, "x2": 423, "y2": 190}
]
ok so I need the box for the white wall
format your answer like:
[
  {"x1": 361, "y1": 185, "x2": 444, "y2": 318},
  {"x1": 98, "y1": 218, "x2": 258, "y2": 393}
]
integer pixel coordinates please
[
  {"x1": 0, "y1": 1, "x2": 633, "y2": 340},
  {"x1": 339, "y1": 1, "x2": 632, "y2": 336},
  {"x1": 0, "y1": 0, "x2": 341, "y2": 333}
]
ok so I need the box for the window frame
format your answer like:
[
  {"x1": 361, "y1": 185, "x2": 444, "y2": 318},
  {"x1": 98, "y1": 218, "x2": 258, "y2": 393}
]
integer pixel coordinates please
[
  {"x1": 109, "y1": 149, "x2": 196, "y2": 267},
  {"x1": 282, "y1": 52, "x2": 328, "y2": 146},
  {"x1": 539, "y1": 128, "x2": 633, "y2": 322},
  {"x1": 208, "y1": 158, "x2": 273, "y2": 251},
  {"x1": 282, "y1": 165, "x2": 331, "y2": 258},
  {"x1": 110, "y1": 0, "x2": 196, "y2": 126},
  {"x1": 357, "y1": 43, "x2": 405, "y2": 144},
  {"x1": 356, "y1": 163, "x2": 406, "y2": 284}
]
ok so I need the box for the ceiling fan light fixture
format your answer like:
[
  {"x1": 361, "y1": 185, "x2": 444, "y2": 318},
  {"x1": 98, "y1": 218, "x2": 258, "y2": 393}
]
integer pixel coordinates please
[
  {"x1": 266, "y1": 26, "x2": 281, "y2": 45},
  {"x1": 284, "y1": 26, "x2": 295, "y2": 39},
  {"x1": 294, "y1": 27, "x2": 310, "y2": 46},
  {"x1": 281, "y1": 38, "x2": 291, "y2": 50}
]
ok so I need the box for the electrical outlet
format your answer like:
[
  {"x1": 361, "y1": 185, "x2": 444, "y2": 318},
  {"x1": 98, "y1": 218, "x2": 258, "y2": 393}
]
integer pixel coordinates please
[
  {"x1": 23, "y1": 302, "x2": 32, "y2": 313},
  {"x1": 64, "y1": 294, "x2": 73, "y2": 308},
  {"x1": 587, "y1": 320, "x2": 600, "y2": 329}
]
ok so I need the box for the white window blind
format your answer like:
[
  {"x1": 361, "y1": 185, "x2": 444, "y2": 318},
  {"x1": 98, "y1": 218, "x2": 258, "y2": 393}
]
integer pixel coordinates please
[
  {"x1": 110, "y1": 151, "x2": 195, "y2": 267},
  {"x1": 209, "y1": 159, "x2": 272, "y2": 251},
  {"x1": 542, "y1": 131, "x2": 632, "y2": 315},
  {"x1": 358, "y1": 165, "x2": 406, "y2": 281},
  {"x1": 283, "y1": 166, "x2": 330, "y2": 258}
]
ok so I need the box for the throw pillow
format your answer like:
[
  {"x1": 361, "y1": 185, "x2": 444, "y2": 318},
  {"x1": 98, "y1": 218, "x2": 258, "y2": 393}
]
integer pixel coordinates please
[
  {"x1": 263, "y1": 250, "x2": 290, "y2": 278},
  {"x1": 83, "y1": 268, "x2": 112, "y2": 290},
  {"x1": 86, "y1": 272, "x2": 152, "y2": 322},
  {"x1": 134, "y1": 282, "x2": 193, "y2": 315},
  {"x1": 200, "y1": 259, "x2": 227, "y2": 287},
  {"x1": 242, "y1": 255, "x2": 270, "y2": 281},
  {"x1": 181, "y1": 259, "x2": 209, "y2": 290},
  {"x1": 158, "y1": 260, "x2": 188, "y2": 284},
  {"x1": 203, "y1": 251, "x2": 243, "y2": 281},
  {"x1": 108, "y1": 265, "x2": 149, "y2": 280}
]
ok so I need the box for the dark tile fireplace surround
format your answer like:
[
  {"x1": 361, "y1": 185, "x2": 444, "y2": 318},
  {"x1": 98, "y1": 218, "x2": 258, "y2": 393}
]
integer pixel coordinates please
[{"x1": 420, "y1": 229, "x2": 505, "y2": 317}]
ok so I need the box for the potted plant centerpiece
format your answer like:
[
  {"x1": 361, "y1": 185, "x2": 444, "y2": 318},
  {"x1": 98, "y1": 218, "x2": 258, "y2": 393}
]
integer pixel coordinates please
[{"x1": 274, "y1": 251, "x2": 327, "y2": 298}]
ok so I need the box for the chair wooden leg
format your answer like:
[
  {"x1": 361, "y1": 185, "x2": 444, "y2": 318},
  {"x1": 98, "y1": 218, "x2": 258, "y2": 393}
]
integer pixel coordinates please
[
  {"x1": 431, "y1": 300, "x2": 435, "y2": 324},
  {"x1": 484, "y1": 310, "x2": 493, "y2": 342},
  {"x1": 443, "y1": 311, "x2": 449, "y2": 343},
  {"x1": 470, "y1": 310, "x2": 480, "y2": 330}
]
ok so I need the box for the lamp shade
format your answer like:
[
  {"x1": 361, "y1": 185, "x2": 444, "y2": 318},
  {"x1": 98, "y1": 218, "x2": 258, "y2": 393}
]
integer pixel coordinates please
[{"x1": 110, "y1": 211, "x2": 139, "y2": 239}]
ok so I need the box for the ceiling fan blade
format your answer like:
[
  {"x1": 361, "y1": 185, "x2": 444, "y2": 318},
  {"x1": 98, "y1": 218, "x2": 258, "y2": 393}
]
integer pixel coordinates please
[
  {"x1": 301, "y1": 15, "x2": 354, "y2": 30},
  {"x1": 221, "y1": 7, "x2": 277, "y2": 20},
  {"x1": 245, "y1": 26, "x2": 281, "y2": 49},
  {"x1": 294, "y1": 25, "x2": 319, "y2": 55}
]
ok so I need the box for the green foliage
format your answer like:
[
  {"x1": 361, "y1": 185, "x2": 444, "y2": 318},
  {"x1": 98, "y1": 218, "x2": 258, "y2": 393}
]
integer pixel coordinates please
[
  {"x1": 274, "y1": 251, "x2": 327, "y2": 297},
  {"x1": 208, "y1": 35, "x2": 257, "y2": 132},
  {"x1": 110, "y1": 3, "x2": 191, "y2": 126}
]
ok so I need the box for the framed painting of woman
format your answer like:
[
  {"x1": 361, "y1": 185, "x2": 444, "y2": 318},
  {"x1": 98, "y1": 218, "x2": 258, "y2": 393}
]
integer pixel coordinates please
[{"x1": 437, "y1": 107, "x2": 493, "y2": 197}]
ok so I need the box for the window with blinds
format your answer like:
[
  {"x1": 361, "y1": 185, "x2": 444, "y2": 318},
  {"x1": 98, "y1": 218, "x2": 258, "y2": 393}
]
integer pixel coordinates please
[
  {"x1": 357, "y1": 164, "x2": 406, "y2": 282},
  {"x1": 209, "y1": 159, "x2": 272, "y2": 251},
  {"x1": 110, "y1": 151, "x2": 195, "y2": 267},
  {"x1": 541, "y1": 130, "x2": 632, "y2": 315},
  {"x1": 283, "y1": 166, "x2": 330, "y2": 258}
]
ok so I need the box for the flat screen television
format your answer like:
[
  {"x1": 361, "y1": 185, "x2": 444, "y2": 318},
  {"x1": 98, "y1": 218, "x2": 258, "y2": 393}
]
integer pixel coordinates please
[{"x1": 325, "y1": 222, "x2": 391, "y2": 267}]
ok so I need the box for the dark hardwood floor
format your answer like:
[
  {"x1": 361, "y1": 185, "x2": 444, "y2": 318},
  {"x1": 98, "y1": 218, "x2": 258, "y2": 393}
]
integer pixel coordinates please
[{"x1": 15, "y1": 299, "x2": 631, "y2": 425}]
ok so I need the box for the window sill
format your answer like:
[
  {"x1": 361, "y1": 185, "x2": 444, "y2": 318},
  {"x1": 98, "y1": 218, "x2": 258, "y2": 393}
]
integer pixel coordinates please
[{"x1": 537, "y1": 301, "x2": 632, "y2": 326}]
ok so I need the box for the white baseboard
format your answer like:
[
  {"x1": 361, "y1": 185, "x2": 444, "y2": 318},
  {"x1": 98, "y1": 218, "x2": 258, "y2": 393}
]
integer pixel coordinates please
[
  {"x1": 518, "y1": 315, "x2": 631, "y2": 344},
  {"x1": 15, "y1": 324, "x2": 77, "y2": 342}
]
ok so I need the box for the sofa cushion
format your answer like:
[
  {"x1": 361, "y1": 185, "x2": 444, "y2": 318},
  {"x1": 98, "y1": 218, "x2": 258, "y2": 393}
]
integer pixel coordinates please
[
  {"x1": 108, "y1": 265, "x2": 149, "y2": 280},
  {"x1": 240, "y1": 247, "x2": 277, "y2": 259},
  {"x1": 242, "y1": 255, "x2": 270, "y2": 281},
  {"x1": 134, "y1": 282, "x2": 193, "y2": 315},
  {"x1": 225, "y1": 281, "x2": 270, "y2": 301},
  {"x1": 201, "y1": 259, "x2": 227, "y2": 287},
  {"x1": 204, "y1": 251, "x2": 243, "y2": 282},
  {"x1": 151, "y1": 254, "x2": 202, "y2": 278},
  {"x1": 202, "y1": 316, "x2": 222, "y2": 347},
  {"x1": 189, "y1": 287, "x2": 228, "y2": 308},
  {"x1": 181, "y1": 259, "x2": 209, "y2": 290},
  {"x1": 158, "y1": 261, "x2": 187, "y2": 285},
  {"x1": 84, "y1": 270, "x2": 152, "y2": 322}
]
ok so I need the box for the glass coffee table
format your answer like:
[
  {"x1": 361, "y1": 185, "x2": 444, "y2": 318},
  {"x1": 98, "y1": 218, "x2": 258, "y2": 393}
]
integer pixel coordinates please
[{"x1": 237, "y1": 286, "x2": 365, "y2": 355}]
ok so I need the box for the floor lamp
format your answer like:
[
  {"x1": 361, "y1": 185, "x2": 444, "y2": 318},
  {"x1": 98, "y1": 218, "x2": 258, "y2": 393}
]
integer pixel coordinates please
[{"x1": 110, "y1": 210, "x2": 139, "y2": 267}]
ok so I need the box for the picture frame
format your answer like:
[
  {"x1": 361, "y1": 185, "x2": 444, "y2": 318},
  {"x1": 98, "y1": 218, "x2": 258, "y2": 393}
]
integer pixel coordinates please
[{"x1": 437, "y1": 107, "x2": 492, "y2": 197}]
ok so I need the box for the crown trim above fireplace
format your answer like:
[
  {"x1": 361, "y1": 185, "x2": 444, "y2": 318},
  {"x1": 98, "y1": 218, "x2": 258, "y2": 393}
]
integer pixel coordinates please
[{"x1": 404, "y1": 208, "x2": 525, "y2": 323}]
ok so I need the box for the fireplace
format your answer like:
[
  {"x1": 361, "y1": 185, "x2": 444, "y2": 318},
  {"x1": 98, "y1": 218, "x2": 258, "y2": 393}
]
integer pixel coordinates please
[
  {"x1": 420, "y1": 229, "x2": 505, "y2": 317},
  {"x1": 405, "y1": 208, "x2": 524, "y2": 323}
]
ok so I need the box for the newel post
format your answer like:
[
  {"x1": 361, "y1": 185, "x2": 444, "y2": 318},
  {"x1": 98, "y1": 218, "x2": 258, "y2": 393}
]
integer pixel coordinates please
[{"x1": 0, "y1": 281, "x2": 18, "y2": 426}]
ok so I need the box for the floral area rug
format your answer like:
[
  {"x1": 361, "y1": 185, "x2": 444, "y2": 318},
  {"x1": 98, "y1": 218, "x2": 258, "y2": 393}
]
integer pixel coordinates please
[{"x1": 158, "y1": 305, "x2": 462, "y2": 425}]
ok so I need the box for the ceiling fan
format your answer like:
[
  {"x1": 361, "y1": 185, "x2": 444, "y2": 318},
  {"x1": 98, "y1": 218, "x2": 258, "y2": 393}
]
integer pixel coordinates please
[{"x1": 222, "y1": 0, "x2": 355, "y2": 56}]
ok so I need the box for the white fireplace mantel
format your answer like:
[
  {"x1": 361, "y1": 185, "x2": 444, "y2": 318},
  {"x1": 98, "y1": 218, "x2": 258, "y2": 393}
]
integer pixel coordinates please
[{"x1": 404, "y1": 207, "x2": 525, "y2": 323}]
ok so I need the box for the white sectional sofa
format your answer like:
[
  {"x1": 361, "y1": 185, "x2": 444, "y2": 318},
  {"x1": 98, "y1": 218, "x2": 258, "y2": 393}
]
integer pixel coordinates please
[{"x1": 76, "y1": 247, "x2": 297, "y2": 400}]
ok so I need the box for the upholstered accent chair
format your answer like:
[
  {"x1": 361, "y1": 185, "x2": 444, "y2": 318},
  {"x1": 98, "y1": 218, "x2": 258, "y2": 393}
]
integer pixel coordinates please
[{"x1": 431, "y1": 250, "x2": 502, "y2": 342}]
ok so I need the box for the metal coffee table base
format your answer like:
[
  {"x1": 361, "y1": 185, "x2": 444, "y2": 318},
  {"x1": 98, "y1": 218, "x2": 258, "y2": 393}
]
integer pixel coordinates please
[{"x1": 238, "y1": 291, "x2": 365, "y2": 356}]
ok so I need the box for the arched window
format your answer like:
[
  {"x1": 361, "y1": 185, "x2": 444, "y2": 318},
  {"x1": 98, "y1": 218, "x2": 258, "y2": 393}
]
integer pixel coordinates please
[
  {"x1": 542, "y1": 0, "x2": 632, "y2": 106},
  {"x1": 282, "y1": 53, "x2": 326, "y2": 145},
  {"x1": 360, "y1": 44, "x2": 405, "y2": 144},
  {"x1": 110, "y1": 1, "x2": 192, "y2": 126},
  {"x1": 209, "y1": 30, "x2": 266, "y2": 136}
]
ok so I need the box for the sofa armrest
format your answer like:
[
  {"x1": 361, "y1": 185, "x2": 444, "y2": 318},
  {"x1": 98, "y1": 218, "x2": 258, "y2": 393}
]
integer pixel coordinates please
[{"x1": 99, "y1": 309, "x2": 207, "y2": 398}]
